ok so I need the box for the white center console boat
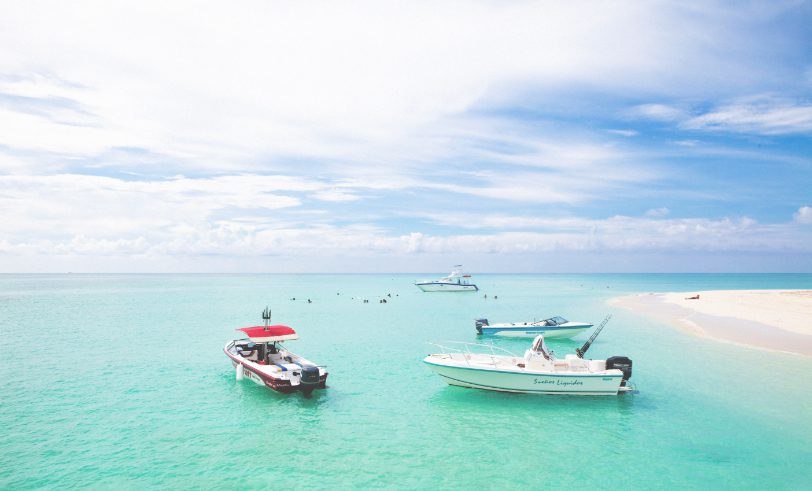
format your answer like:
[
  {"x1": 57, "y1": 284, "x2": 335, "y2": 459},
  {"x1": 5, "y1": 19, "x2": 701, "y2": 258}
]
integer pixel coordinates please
[
  {"x1": 424, "y1": 316, "x2": 634, "y2": 395},
  {"x1": 424, "y1": 336, "x2": 633, "y2": 395}
]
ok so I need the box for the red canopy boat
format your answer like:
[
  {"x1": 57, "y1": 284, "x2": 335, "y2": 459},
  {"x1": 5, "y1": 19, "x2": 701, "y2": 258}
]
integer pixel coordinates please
[
  {"x1": 236, "y1": 325, "x2": 299, "y2": 342},
  {"x1": 224, "y1": 308, "x2": 327, "y2": 395}
]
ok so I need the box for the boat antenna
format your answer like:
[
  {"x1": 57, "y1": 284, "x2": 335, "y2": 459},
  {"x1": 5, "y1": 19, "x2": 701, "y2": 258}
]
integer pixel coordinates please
[
  {"x1": 262, "y1": 306, "x2": 272, "y2": 327},
  {"x1": 576, "y1": 314, "x2": 612, "y2": 358}
]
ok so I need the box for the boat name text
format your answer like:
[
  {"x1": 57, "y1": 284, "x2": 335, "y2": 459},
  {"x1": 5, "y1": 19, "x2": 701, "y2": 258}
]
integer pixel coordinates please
[{"x1": 533, "y1": 378, "x2": 584, "y2": 386}]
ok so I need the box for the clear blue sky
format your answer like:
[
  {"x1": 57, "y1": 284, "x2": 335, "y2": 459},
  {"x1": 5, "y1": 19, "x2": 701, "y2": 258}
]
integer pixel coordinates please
[{"x1": 0, "y1": 1, "x2": 811, "y2": 272}]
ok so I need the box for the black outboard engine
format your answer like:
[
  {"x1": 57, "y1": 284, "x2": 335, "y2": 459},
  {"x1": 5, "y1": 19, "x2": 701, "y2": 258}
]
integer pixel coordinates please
[
  {"x1": 300, "y1": 365, "x2": 320, "y2": 385},
  {"x1": 606, "y1": 356, "x2": 633, "y2": 386},
  {"x1": 475, "y1": 318, "x2": 489, "y2": 335},
  {"x1": 298, "y1": 365, "x2": 321, "y2": 396}
]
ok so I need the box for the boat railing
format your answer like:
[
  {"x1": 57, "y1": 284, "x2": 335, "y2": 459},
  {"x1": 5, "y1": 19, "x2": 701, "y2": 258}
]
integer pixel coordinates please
[{"x1": 428, "y1": 341, "x2": 519, "y2": 367}]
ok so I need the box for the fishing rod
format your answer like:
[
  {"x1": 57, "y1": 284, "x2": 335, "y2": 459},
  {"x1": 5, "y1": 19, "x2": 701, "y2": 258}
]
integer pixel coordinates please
[{"x1": 576, "y1": 314, "x2": 612, "y2": 358}]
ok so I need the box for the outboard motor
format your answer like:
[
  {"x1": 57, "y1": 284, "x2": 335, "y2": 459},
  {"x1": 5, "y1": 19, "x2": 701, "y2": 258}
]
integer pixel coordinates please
[
  {"x1": 298, "y1": 365, "x2": 321, "y2": 396},
  {"x1": 606, "y1": 356, "x2": 633, "y2": 386},
  {"x1": 475, "y1": 318, "x2": 489, "y2": 335},
  {"x1": 300, "y1": 365, "x2": 320, "y2": 385}
]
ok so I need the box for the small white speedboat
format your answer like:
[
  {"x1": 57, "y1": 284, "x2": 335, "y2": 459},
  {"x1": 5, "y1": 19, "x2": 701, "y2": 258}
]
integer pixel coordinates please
[
  {"x1": 224, "y1": 308, "x2": 327, "y2": 395},
  {"x1": 424, "y1": 334, "x2": 633, "y2": 396},
  {"x1": 475, "y1": 316, "x2": 592, "y2": 339},
  {"x1": 415, "y1": 265, "x2": 478, "y2": 292}
]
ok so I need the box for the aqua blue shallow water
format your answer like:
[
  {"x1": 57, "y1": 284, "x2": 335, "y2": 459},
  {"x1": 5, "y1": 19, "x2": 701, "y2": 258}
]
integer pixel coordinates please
[{"x1": 2, "y1": 274, "x2": 812, "y2": 489}]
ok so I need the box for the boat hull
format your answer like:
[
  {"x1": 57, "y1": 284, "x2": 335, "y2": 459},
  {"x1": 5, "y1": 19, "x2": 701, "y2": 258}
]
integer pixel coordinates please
[
  {"x1": 423, "y1": 357, "x2": 624, "y2": 395},
  {"x1": 225, "y1": 346, "x2": 327, "y2": 394},
  {"x1": 416, "y1": 282, "x2": 478, "y2": 292},
  {"x1": 478, "y1": 324, "x2": 591, "y2": 339}
]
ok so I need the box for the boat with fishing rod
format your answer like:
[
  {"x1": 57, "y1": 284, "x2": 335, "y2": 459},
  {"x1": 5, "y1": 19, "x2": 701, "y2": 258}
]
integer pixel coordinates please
[
  {"x1": 415, "y1": 265, "x2": 478, "y2": 292},
  {"x1": 475, "y1": 315, "x2": 592, "y2": 339},
  {"x1": 224, "y1": 307, "x2": 328, "y2": 395},
  {"x1": 424, "y1": 315, "x2": 634, "y2": 395}
]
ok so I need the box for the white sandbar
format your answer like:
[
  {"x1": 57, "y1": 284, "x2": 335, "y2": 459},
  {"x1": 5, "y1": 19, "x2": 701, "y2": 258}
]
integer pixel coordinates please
[{"x1": 610, "y1": 290, "x2": 812, "y2": 356}]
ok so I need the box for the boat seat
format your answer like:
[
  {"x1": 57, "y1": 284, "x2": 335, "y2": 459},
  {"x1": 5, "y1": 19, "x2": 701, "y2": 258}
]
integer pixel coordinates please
[
  {"x1": 275, "y1": 363, "x2": 301, "y2": 372},
  {"x1": 281, "y1": 363, "x2": 300, "y2": 372},
  {"x1": 565, "y1": 356, "x2": 588, "y2": 370}
]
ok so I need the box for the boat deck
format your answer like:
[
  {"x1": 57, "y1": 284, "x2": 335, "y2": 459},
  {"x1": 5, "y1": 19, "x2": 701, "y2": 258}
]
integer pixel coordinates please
[{"x1": 428, "y1": 352, "x2": 606, "y2": 375}]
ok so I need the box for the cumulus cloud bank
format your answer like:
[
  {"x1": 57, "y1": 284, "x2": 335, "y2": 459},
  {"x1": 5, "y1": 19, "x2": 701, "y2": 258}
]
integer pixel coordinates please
[{"x1": 0, "y1": 1, "x2": 810, "y2": 271}]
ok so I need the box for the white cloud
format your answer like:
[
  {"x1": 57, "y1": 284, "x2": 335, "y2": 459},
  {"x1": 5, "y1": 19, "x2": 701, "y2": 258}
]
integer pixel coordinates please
[
  {"x1": 672, "y1": 139, "x2": 700, "y2": 147},
  {"x1": 1, "y1": 179, "x2": 811, "y2": 272},
  {"x1": 0, "y1": 174, "x2": 315, "y2": 241},
  {"x1": 683, "y1": 99, "x2": 812, "y2": 135},
  {"x1": 3, "y1": 208, "x2": 808, "y2": 260},
  {"x1": 0, "y1": 1, "x2": 801, "y2": 173},
  {"x1": 607, "y1": 129, "x2": 639, "y2": 137},
  {"x1": 310, "y1": 189, "x2": 362, "y2": 202},
  {"x1": 645, "y1": 207, "x2": 670, "y2": 217},
  {"x1": 627, "y1": 104, "x2": 687, "y2": 122},
  {"x1": 628, "y1": 97, "x2": 812, "y2": 136},
  {"x1": 0, "y1": 2, "x2": 810, "y2": 271},
  {"x1": 405, "y1": 212, "x2": 809, "y2": 253},
  {"x1": 795, "y1": 206, "x2": 812, "y2": 224},
  {"x1": 0, "y1": 171, "x2": 805, "y2": 262}
]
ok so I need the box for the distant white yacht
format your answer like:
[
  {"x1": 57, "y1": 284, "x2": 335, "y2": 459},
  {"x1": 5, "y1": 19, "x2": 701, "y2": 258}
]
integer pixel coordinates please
[{"x1": 415, "y1": 265, "x2": 478, "y2": 292}]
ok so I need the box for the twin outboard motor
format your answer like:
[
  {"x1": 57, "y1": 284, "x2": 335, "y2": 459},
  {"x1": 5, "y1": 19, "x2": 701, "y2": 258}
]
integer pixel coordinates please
[
  {"x1": 606, "y1": 356, "x2": 633, "y2": 386},
  {"x1": 475, "y1": 318, "x2": 489, "y2": 334}
]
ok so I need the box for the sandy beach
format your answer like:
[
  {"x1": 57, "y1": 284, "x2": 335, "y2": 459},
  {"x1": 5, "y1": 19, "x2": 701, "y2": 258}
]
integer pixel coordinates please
[{"x1": 611, "y1": 290, "x2": 812, "y2": 356}]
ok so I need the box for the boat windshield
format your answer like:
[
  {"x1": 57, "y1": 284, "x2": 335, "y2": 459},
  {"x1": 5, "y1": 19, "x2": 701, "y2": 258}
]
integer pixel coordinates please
[
  {"x1": 547, "y1": 316, "x2": 568, "y2": 325},
  {"x1": 440, "y1": 275, "x2": 468, "y2": 284}
]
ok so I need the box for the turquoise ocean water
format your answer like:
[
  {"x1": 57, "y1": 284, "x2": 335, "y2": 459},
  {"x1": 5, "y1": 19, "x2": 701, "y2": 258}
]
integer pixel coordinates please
[{"x1": 2, "y1": 274, "x2": 812, "y2": 489}]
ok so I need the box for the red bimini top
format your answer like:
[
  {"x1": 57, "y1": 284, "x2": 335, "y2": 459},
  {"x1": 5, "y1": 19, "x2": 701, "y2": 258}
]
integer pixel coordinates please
[{"x1": 237, "y1": 325, "x2": 299, "y2": 342}]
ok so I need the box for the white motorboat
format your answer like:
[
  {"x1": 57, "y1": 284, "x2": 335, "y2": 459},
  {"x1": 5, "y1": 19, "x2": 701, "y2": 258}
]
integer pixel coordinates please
[
  {"x1": 423, "y1": 336, "x2": 633, "y2": 395},
  {"x1": 415, "y1": 265, "x2": 478, "y2": 292},
  {"x1": 475, "y1": 316, "x2": 592, "y2": 339},
  {"x1": 224, "y1": 308, "x2": 327, "y2": 395}
]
